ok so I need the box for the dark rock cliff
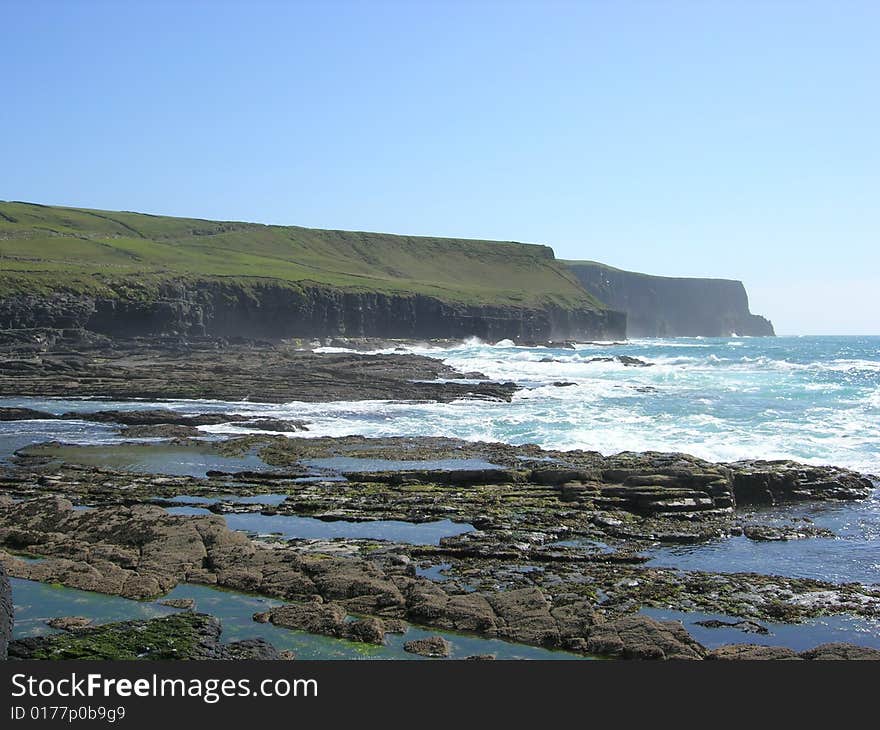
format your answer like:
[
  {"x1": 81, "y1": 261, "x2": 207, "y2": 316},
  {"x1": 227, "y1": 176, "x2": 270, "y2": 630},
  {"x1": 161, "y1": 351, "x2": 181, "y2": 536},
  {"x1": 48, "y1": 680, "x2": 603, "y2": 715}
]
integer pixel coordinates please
[
  {"x1": 0, "y1": 280, "x2": 627, "y2": 343},
  {"x1": 0, "y1": 562, "x2": 11, "y2": 659},
  {"x1": 565, "y1": 262, "x2": 774, "y2": 338}
]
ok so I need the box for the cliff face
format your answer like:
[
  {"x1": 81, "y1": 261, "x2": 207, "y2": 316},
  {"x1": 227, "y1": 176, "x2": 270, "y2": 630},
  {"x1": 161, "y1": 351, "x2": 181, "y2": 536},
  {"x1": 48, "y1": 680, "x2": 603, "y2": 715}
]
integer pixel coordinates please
[
  {"x1": 565, "y1": 262, "x2": 774, "y2": 338},
  {"x1": 0, "y1": 280, "x2": 627, "y2": 343},
  {"x1": 0, "y1": 562, "x2": 11, "y2": 659}
]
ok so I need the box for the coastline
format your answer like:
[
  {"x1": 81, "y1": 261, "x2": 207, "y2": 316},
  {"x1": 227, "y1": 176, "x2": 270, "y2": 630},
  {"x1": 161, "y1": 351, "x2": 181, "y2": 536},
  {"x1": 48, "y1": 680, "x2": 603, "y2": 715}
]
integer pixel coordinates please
[{"x1": 1, "y1": 334, "x2": 878, "y2": 660}]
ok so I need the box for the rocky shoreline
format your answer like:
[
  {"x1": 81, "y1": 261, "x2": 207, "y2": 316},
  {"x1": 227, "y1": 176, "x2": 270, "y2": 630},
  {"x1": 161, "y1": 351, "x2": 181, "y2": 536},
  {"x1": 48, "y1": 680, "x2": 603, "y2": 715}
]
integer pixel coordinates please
[
  {"x1": 0, "y1": 337, "x2": 878, "y2": 660},
  {"x1": 1, "y1": 429, "x2": 878, "y2": 659},
  {"x1": 0, "y1": 334, "x2": 517, "y2": 403}
]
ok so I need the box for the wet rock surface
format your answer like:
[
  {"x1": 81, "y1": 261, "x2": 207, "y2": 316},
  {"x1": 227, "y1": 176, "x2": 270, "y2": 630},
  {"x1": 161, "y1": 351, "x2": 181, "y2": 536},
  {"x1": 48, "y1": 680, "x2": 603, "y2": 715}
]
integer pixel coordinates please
[
  {"x1": 256, "y1": 602, "x2": 387, "y2": 645},
  {"x1": 159, "y1": 598, "x2": 196, "y2": 610},
  {"x1": 583, "y1": 615, "x2": 706, "y2": 660},
  {"x1": 693, "y1": 618, "x2": 769, "y2": 635},
  {"x1": 1, "y1": 407, "x2": 57, "y2": 421},
  {"x1": 799, "y1": 643, "x2": 880, "y2": 660},
  {"x1": 706, "y1": 643, "x2": 880, "y2": 660},
  {"x1": 0, "y1": 340, "x2": 518, "y2": 403},
  {"x1": 1, "y1": 414, "x2": 877, "y2": 659},
  {"x1": 582, "y1": 355, "x2": 653, "y2": 367},
  {"x1": 0, "y1": 561, "x2": 11, "y2": 659},
  {"x1": 0, "y1": 406, "x2": 310, "y2": 436},
  {"x1": 742, "y1": 523, "x2": 834, "y2": 541},
  {"x1": 221, "y1": 638, "x2": 290, "y2": 660},
  {"x1": 45, "y1": 616, "x2": 93, "y2": 631},
  {"x1": 121, "y1": 424, "x2": 203, "y2": 438},
  {"x1": 706, "y1": 644, "x2": 801, "y2": 660},
  {"x1": 729, "y1": 460, "x2": 873, "y2": 505},
  {"x1": 70, "y1": 410, "x2": 256, "y2": 427},
  {"x1": 403, "y1": 636, "x2": 451, "y2": 657}
]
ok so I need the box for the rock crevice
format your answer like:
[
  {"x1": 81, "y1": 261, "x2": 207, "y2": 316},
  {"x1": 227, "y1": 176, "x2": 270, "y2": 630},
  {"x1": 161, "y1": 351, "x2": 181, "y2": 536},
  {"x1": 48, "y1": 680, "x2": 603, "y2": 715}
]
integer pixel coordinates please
[{"x1": 0, "y1": 562, "x2": 12, "y2": 660}]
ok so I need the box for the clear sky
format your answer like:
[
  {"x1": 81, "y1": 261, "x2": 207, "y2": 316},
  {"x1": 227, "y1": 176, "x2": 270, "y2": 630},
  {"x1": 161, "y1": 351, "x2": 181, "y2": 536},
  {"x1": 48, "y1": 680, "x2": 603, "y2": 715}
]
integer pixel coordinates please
[{"x1": 2, "y1": 1, "x2": 877, "y2": 334}]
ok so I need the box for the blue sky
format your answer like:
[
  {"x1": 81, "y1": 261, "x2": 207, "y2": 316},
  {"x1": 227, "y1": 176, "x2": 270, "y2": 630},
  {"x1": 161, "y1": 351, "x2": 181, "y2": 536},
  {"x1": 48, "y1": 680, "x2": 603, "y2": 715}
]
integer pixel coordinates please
[{"x1": 2, "y1": 0, "x2": 877, "y2": 334}]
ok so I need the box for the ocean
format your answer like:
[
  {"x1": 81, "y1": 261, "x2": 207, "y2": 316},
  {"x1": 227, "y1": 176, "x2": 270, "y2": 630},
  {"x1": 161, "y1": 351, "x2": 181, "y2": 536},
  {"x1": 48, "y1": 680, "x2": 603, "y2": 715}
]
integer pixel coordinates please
[
  {"x1": 305, "y1": 335, "x2": 880, "y2": 473},
  {"x1": 6, "y1": 336, "x2": 878, "y2": 474}
]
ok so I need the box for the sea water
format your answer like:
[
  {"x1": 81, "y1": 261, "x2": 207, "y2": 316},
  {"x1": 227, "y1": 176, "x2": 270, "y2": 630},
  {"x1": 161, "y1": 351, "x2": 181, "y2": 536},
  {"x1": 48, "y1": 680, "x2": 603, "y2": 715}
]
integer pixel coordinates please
[
  {"x1": 5, "y1": 336, "x2": 878, "y2": 473},
  {"x1": 307, "y1": 335, "x2": 880, "y2": 473}
]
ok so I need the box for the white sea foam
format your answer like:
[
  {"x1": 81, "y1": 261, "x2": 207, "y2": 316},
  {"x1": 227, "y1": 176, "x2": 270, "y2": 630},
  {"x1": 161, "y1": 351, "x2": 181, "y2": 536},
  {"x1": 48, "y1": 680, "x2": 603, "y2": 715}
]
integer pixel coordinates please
[
  {"x1": 4, "y1": 336, "x2": 879, "y2": 474},
  {"x1": 304, "y1": 337, "x2": 880, "y2": 472}
]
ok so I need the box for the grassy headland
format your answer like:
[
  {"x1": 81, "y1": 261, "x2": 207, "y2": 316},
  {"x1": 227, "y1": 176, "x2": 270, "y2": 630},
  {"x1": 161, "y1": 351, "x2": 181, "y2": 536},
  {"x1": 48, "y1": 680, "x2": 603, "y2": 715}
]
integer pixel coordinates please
[{"x1": 0, "y1": 201, "x2": 602, "y2": 310}]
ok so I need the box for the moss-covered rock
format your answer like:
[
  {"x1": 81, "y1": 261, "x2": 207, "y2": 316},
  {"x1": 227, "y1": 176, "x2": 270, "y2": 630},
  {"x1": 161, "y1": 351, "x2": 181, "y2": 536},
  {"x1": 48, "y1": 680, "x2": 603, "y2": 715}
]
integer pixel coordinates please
[{"x1": 9, "y1": 613, "x2": 220, "y2": 660}]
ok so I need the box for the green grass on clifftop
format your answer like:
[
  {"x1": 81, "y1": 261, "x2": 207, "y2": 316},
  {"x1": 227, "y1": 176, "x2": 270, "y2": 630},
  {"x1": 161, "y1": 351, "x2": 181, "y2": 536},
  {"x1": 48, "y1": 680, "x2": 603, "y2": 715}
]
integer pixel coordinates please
[
  {"x1": 564, "y1": 259, "x2": 739, "y2": 285},
  {"x1": 0, "y1": 201, "x2": 602, "y2": 309}
]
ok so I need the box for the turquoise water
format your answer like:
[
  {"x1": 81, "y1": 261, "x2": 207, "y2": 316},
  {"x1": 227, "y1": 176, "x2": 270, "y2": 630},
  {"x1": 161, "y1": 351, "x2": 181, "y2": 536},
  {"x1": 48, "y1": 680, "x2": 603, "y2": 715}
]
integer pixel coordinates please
[
  {"x1": 645, "y1": 494, "x2": 880, "y2": 584},
  {"x1": 13, "y1": 576, "x2": 879, "y2": 655},
  {"x1": 9, "y1": 579, "x2": 584, "y2": 660},
  {"x1": 10, "y1": 578, "x2": 177, "y2": 639}
]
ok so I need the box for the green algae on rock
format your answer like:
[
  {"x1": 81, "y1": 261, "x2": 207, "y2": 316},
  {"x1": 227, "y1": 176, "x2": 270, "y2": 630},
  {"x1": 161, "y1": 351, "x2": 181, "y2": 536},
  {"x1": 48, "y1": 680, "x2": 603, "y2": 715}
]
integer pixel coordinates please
[{"x1": 7, "y1": 612, "x2": 265, "y2": 660}]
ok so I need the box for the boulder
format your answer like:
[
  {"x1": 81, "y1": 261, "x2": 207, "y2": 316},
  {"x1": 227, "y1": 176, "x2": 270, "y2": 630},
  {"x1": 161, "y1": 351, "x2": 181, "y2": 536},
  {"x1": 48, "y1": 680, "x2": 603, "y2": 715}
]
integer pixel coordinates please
[
  {"x1": 45, "y1": 616, "x2": 93, "y2": 631},
  {"x1": 260, "y1": 601, "x2": 387, "y2": 645},
  {"x1": 403, "y1": 580, "x2": 498, "y2": 634},
  {"x1": 403, "y1": 636, "x2": 451, "y2": 658},
  {"x1": 159, "y1": 598, "x2": 196, "y2": 610},
  {"x1": 584, "y1": 615, "x2": 706, "y2": 660},
  {"x1": 221, "y1": 638, "x2": 287, "y2": 660},
  {"x1": 742, "y1": 524, "x2": 833, "y2": 541},
  {"x1": 488, "y1": 587, "x2": 560, "y2": 646},
  {"x1": 0, "y1": 407, "x2": 57, "y2": 421},
  {"x1": 694, "y1": 618, "x2": 769, "y2": 635},
  {"x1": 729, "y1": 461, "x2": 873, "y2": 504}
]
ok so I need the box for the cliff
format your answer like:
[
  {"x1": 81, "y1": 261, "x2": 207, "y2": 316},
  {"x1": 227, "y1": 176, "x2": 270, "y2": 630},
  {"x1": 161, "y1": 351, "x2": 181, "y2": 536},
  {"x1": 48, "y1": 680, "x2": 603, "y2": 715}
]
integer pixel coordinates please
[
  {"x1": 564, "y1": 261, "x2": 774, "y2": 338},
  {"x1": 0, "y1": 281, "x2": 626, "y2": 342},
  {"x1": 0, "y1": 201, "x2": 626, "y2": 342}
]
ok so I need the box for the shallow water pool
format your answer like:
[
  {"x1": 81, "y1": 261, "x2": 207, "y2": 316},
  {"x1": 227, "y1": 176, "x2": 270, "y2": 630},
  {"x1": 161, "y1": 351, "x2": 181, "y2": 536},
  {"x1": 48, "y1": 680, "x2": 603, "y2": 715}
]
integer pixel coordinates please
[{"x1": 163, "y1": 506, "x2": 475, "y2": 545}]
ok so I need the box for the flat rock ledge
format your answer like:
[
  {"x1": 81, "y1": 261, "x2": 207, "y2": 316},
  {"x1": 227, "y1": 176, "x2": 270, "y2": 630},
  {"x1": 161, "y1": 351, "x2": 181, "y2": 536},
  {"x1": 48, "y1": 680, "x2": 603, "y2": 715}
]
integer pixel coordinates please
[
  {"x1": 707, "y1": 643, "x2": 880, "y2": 661},
  {"x1": 45, "y1": 616, "x2": 93, "y2": 631},
  {"x1": 254, "y1": 602, "x2": 387, "y2": 645}
]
